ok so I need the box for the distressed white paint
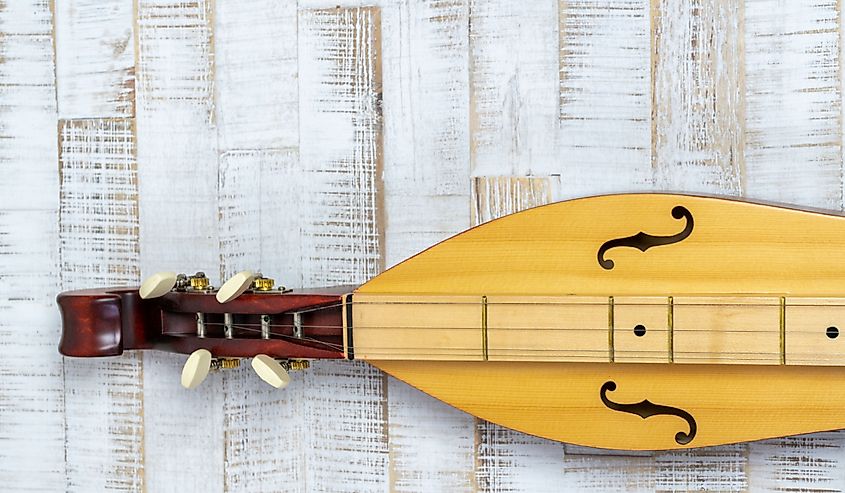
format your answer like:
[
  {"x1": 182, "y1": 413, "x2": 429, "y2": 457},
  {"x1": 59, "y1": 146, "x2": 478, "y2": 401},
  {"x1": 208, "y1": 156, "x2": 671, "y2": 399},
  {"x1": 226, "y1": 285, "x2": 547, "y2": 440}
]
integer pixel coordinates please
[
  {"x1": 469, "y1": 0, "x2": 559, "y2": 177},
  {"x1": 54, "y1": 0, "x2": 135, "y2": 118},
  {"x1": 214, "y1": 0, "x2": 298, "y2": 151},
  {"x1": 59, "y1": 118, "x2": 144, "y2": 492},
  {"x1": 298, "y1": 7, "x2": 384, "y2": 286},
  {"x1": 6, "y1": 0, "x2": 845, "y2": 491},
  {"x1": 381, "y1": 0, "x2": 471, "y2": 266},
  {"x1": 135, "y1": 0, "x2": 222, "y2": 490},
  {"x1": 558, "y1": 0, "x2": 652, "y2": 197},
  {"x1": 743, "y1": 0, "x2": 842, "y2": 208},
  {"x1": 652, "y1": 0, "x2": 745, "y2": 194},
  {"x1": 0, "y1": 3, "x2": 64, "y2": 490}
]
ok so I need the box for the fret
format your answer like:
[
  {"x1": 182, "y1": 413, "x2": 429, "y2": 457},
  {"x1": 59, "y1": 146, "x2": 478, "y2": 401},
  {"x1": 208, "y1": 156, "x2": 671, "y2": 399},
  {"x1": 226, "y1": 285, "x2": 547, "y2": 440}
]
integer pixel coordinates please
[
  {"x1": 485, "y1": 296, "x2": 609, "y2": 362},
  {"x1": 784, "y1": 297, "x2": 845, "y2": 366},
  {"x1": 673, "y1": 297, "x2": 781, "y2": 364},
  {"x1": 613, "y1": 297, "x2": 670, "y2": 363}
]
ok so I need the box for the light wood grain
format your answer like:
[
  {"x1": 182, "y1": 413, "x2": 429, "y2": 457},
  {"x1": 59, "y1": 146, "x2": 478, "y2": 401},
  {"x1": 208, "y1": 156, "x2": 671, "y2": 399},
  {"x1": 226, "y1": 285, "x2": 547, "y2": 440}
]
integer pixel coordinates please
[
  {"x1": 487, "y1": 296, "x2": 609, "y2": 362},
  {"x1": 673, "y1": 296, "x2": 781, "y2": 365},
  {"x1": 353, "y1": 294, "x2": 484, "y2": 360},
  {"x1": 785, "y1": 298, "x2": 845, "y2": 366},
  {"x1": 614, "y1": 297, "x2": 669, "y2": 363},
  {"x1": 54, "y1": 0, "x2": 135, "y2": 118},
  {"x1": 373, "y1": 360, "x2": 845, "y2": 450}
]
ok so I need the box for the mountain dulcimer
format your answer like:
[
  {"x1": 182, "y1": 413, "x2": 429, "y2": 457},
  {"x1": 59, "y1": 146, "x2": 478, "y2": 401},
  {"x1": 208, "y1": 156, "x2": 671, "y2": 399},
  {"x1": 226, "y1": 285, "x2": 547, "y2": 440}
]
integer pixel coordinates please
[{"x1": 57, "y1": 193, "x2": 845, "y2": 450}]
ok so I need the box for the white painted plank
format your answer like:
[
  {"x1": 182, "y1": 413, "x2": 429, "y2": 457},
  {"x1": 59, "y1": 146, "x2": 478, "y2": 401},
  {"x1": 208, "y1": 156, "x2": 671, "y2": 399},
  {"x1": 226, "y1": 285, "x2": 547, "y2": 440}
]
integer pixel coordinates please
[
  {"x1": 299, "y1": 6, "x2": 385, "y2": 287},
  {"x1": 654, "y1": 445, "x2": 747, "y2": 491},
  {"x1": 135, "y1": 1, "x2": 222, "y2": 490},
  {"x1": 0, "y1": 2, "x2": 64, "y2": 490},
  {"x1": 297, "y1": 8, "x2": 389, "y2": 491},
  {"x1": 214, "y1": 0, "x2": 298, "y2": 151},
  {"x1": 748, "y1": 433, "x2": 845, "y2": 491},
  {"x1": 558, "y1": 0, "x2": 652, "y2": 196},
  {"x1": 743, "y1": 0, "x2": 842, "y2": 208},
  {"x1": 469, "y1": 0, "x2": 559, "y2": 177},
  {"x1": 562, "y1": 448, "x2": 655, "y2": 492},
  {"x1": 217, "y1": 149, "x2": 305, "y2": 493},
  {"x1": 387, "y1": 375, "x2": 475, "y2": 493},
  {"x1": 381, "y1": 0, "x2": 471, "y2": 266},
  {"x1": 652, "y1": 0, "x2": 744, "y2": 193},
  {"x1": 59, "y1": 118, "x2": 144, "y2": 492},
  {"x1": 54, "y1": 0, "x2": 135, "y2": 118}
]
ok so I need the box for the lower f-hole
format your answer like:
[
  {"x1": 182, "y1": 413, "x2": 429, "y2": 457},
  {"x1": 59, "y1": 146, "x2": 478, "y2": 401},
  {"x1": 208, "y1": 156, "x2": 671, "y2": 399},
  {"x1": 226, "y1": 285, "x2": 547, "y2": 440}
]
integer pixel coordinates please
[{"x1": 633, "y1": 324, "x2": 646, "y2": 337}]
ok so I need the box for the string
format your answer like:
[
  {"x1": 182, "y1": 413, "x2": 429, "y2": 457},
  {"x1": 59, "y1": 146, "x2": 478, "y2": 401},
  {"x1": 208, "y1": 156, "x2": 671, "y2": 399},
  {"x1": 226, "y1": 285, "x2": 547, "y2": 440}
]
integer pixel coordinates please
[{"x1": 175, "y1": 299, "x2": 845, "y2": 361}]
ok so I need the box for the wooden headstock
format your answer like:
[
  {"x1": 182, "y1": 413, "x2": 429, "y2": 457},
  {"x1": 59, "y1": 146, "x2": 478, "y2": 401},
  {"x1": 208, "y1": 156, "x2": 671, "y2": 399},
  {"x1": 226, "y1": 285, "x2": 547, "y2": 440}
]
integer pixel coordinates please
[{"x1": 57, "y1": 280, "x2": 351, "y2": 362}]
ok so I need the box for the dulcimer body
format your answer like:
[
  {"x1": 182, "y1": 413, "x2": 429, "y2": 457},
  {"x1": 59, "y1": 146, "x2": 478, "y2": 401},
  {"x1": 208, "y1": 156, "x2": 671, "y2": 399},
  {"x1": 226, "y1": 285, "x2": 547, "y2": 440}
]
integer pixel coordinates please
[{"x1": 57, "y1": 193, "x2": 845, "y2": 450}]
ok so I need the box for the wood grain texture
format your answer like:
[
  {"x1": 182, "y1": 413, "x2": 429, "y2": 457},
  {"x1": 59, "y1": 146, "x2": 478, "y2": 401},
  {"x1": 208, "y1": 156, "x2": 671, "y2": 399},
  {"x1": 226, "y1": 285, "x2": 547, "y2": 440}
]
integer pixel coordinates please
[
  {"x1": 743, "y1": 0, "x2": 842, "y2": 207},
  {"x1": 59, "y1": 118, "x2": 144, "y2": 491},
  {"x1": 297, "y1": 8, "x2": 390, "y2": 491},
  {"x1": 381, "y1": 0, "x2": 470, "y2": 268},
  {"x1": 135, "y1": 1, "x2": 222, "y2": 490},
  {"x1": 469, "y1": 0, "x2": 559, "y2": 176},
  {"x1": 299, "y1": 7, "x2": 385, "y2": 286},
  {"x1": 54, "y1": 0, "x2": 135, "y2": 118},
  {"x1": 0, "y1": 1, "x2": 64, "y2": 490},
  {"x1": 11, "y1": 0, "x2": 845, "y2": 488},
  {"x1": 559, "y1": 0, "x2": 653, "y2": 195},
  {"x1": 652, "y1": 0, "x2": 745, "y2": 193}
]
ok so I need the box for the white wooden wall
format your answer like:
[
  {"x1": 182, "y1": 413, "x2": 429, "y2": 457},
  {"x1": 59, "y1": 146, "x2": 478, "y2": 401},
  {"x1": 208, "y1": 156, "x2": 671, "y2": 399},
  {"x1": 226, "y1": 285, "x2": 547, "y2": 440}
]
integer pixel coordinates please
[{"x1": 4, "y1": 0, "x2": 845, "y2": 490}]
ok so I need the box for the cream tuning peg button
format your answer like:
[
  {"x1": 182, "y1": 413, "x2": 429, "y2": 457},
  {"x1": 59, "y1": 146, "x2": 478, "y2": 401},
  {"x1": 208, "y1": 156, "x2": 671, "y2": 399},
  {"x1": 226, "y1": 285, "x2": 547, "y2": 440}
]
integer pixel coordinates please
[
  {"x1": 139, "y1": 271, "x2": 178, "y2": 299},
  {"x1": 181, "y1": 349, "x2": 212, "y2": 389},
  {"x1": 251, "y1": 354, "x2": 291, "y2": 389},
  {"x1": 216, "y1": 270, "x2": 256, "y2": 303}
]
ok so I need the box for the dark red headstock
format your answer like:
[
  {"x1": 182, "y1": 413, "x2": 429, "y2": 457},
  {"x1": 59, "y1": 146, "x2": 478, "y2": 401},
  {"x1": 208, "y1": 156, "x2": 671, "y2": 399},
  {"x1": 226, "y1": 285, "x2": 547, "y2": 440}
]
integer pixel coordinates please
[{"x1": 57, "y1": 286, "x2": 351, "y2": 360}]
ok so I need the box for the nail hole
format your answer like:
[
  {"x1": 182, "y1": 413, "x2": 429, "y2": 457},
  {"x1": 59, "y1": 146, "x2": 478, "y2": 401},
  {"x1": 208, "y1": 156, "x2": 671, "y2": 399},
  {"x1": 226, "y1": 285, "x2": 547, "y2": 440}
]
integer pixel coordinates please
[
  {"x1": 633, "y1": 324, "x2": 646, "y2": 337},
  {"x1": 827, "y1": 326, "x2": 839, "y2": 339}
]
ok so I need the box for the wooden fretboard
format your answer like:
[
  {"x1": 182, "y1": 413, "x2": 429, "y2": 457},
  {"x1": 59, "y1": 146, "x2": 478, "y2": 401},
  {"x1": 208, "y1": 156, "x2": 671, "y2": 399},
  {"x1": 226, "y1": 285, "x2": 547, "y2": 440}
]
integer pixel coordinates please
[{"x1": 350, "y1": 294, "x2": 845, "y2": 365}]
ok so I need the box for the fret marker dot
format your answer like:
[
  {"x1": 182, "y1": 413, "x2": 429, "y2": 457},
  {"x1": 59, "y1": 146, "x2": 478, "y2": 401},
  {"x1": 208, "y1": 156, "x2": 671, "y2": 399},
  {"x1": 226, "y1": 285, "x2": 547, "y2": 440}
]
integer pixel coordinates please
[
  {"x1": 633, "y1": 324, "x2": 646, "y2": 337},
  {"x1": 827, "y1": 326, "x2": 839, "y2": 339}
]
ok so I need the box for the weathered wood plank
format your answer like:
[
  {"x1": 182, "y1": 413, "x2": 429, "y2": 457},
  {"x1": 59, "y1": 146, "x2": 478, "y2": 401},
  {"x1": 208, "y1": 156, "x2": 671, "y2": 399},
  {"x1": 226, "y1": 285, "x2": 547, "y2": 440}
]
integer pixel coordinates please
[
  {"x1": 59, "y1": 118, "x2": 143, "y2": 492},
  {"x1": 0, "y1": 2, "x2": 64, "y2": 489},
  {"x1": 135, "y1": 0, "x2": 222, "y2": 490},
  {"x1": 215, "y1": 0, "x2": 298, "y2": 151},
  {"x1": 558, "y1": 0, "x2": 652, "y2": 196},
  {"x1": 651, "y1": 0, "x2": 744, "y2": 193},
  {"x1": 743, "y1": 0, "x2": 842, "y2": 208},
  {"x1": 654, "y1": 445, "x2": 747, "y2": 491},
  {"x1": 299, "y1": 6, "x2": 385, "y2": 286},
  {"x1": 469, "y1": 0, "x2": 559, "y2": 176},
  {"x1": 381, "y1": 0, "x2": 470, "y2": 266},
  {"x1": 297, "y1": 7, "x2": 389, "y2": 491},
  {"x1": 54, "y1": 0, "x2": 135, "y2": 118},
  {"x1": 217, "y1": 149, "x2": 305, "y2": 493}
]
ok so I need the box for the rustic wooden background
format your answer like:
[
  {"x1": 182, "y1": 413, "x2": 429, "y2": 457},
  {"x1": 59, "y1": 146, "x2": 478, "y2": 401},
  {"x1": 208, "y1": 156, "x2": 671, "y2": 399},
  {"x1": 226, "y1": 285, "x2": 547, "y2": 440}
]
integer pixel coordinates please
[{"x1": 4, "y1": 0, "x2": 845, "y2": 490}]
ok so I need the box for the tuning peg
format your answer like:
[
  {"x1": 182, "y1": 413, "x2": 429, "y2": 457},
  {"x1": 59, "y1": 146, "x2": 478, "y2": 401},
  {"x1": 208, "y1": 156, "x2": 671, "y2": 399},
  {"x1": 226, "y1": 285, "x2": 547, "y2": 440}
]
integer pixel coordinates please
[
  {"x1": 216, "y1": 270, "x2": 256, "y2": 303},
  {"x1": 181, "y1": 349, "x2": 212, "y2": 389},
  {"x1": 251, "y1": 354, "x2": 291, "y2": 389},
  {"x1": 139, "y1": 271, "x2": 178, "y2": 299}
]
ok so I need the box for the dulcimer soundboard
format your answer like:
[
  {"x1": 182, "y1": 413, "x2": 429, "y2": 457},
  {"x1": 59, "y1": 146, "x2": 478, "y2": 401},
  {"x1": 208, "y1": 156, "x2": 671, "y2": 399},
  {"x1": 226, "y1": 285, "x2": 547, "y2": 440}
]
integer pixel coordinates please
[{"x1": 57, "y1": 193, "x2": 845, "y2": 450}]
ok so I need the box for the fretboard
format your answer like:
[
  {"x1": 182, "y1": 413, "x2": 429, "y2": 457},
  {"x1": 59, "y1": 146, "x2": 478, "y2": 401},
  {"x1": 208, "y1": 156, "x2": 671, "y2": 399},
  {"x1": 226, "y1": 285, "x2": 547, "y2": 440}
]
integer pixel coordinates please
[{"x1": 349, "y1": 294, "x2": 845, "y2": 365}]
